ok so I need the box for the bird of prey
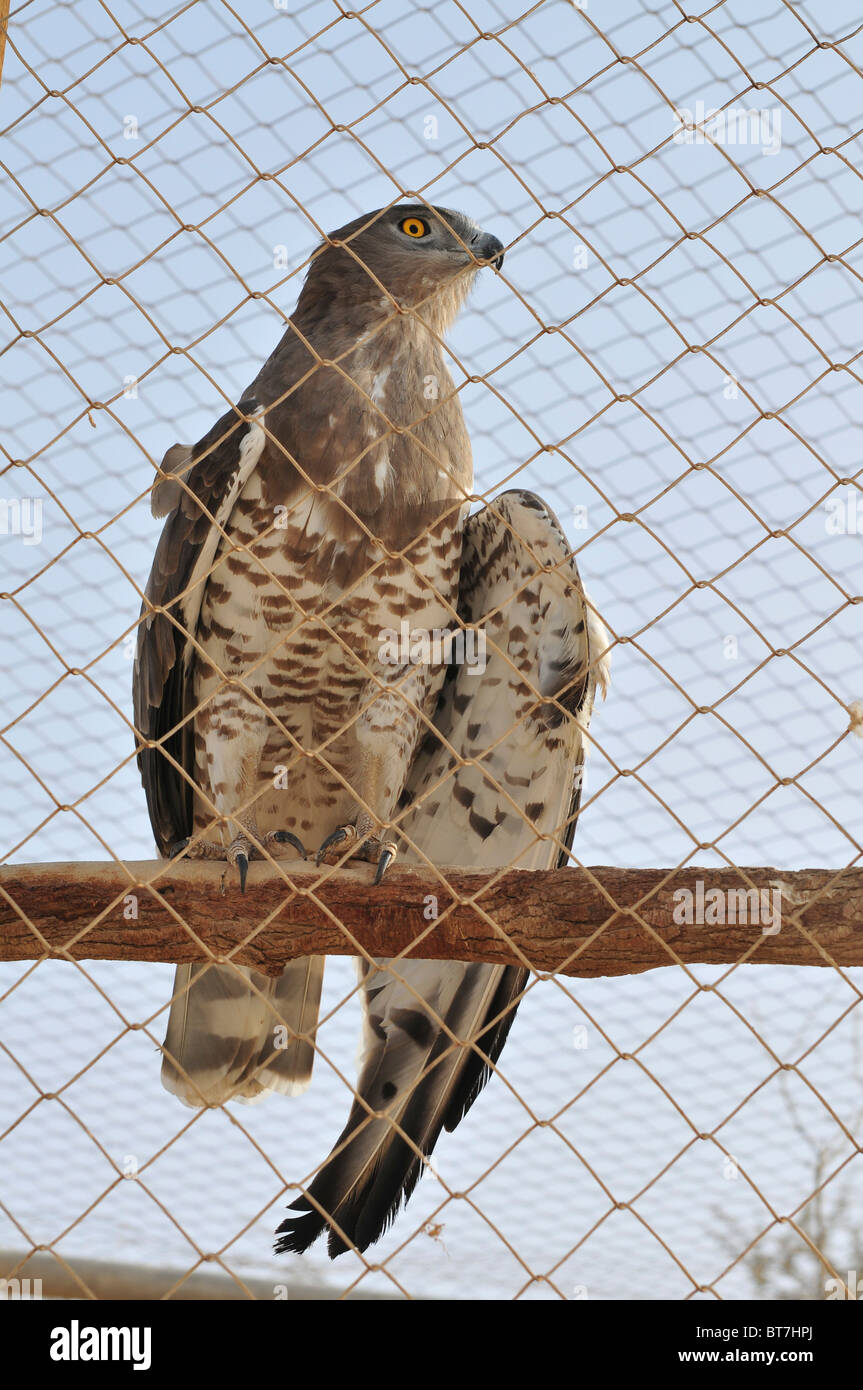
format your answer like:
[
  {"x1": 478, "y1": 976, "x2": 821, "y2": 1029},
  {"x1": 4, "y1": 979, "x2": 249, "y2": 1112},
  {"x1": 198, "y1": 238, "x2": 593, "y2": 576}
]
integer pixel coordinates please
[
  {"x1": 275, "y1": 489, "x2": 609, "y2": 1256},
  {"x1": 133, "y1": 204, "x2": 505, "y2": 1107}
]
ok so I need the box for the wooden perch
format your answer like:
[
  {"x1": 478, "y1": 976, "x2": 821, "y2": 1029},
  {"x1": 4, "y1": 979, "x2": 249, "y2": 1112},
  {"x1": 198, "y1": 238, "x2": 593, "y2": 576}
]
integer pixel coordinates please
[{"x1": 0, "y1": 861, "x2": 861, "y2": 978}]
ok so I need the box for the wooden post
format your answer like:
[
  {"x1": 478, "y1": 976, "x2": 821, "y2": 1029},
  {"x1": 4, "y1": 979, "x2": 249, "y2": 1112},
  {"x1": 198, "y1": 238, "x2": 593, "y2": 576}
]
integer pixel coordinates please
[{"x1": 0, "y1": 861, "x2": 860, "y2": 978}]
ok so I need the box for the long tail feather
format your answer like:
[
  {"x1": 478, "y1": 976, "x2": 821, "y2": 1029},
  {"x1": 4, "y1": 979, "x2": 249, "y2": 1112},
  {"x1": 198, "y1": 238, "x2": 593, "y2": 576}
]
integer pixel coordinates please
[{"x1": 275, "y1": 960, "x2": 520, "y2": 1254}]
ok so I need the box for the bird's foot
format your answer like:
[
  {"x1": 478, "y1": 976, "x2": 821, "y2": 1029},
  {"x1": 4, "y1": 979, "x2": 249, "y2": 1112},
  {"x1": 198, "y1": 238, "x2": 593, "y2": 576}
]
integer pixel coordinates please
[
  {"x1": 260, "y1": 828, "x2": 308, "y2": 859},
  {"x1": 169, "y1": 837, "x2": 226, "y2": 861},
  {"x1": 315, "y1": 825, "x2": 398, "y2": 884},
  {"x1": 169, "y1": 829, "x2": 306, "y2": 893},
  {"x1": 226, "y1": 835, "x2": 252, "y2": 894}
]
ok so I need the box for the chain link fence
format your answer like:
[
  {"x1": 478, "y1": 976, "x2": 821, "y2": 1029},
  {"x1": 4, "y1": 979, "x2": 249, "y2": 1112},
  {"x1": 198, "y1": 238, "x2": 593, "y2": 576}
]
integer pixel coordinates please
[{"x1": 1, "y1": 0, "x2": 862, "y2": 1299}]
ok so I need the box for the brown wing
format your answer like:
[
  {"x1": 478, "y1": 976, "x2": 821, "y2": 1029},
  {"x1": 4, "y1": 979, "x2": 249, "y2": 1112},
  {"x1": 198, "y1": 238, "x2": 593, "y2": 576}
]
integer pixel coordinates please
[{"x1": 132, "y1": 397, "x2": 266, "y2": 854}]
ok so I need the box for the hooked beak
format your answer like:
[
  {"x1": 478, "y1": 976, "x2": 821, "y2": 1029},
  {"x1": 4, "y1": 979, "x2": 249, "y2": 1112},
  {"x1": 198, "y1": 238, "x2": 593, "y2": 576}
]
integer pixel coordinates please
[{"x1": 473, "y1": 231, "x2": 505, "y2": 271}]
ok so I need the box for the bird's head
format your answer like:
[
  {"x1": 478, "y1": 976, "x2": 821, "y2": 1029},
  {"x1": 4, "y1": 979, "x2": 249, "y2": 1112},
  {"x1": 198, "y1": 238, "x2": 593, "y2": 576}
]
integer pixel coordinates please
[{"x1": 298, "y1": 203, "x2": 505, "y2": 333}]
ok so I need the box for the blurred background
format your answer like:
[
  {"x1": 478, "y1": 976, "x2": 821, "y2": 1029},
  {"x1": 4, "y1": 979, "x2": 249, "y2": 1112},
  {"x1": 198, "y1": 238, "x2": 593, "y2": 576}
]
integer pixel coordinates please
[{"x1": 1, "y1": 0, "x2": 862, "y2": 1299}]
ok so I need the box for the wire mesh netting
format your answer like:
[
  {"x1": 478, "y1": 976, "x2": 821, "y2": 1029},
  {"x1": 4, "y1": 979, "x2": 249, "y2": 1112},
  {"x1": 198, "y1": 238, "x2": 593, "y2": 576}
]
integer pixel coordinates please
[{"x1": 1, "y1": 0, "x2": 862, "y2": 1300}]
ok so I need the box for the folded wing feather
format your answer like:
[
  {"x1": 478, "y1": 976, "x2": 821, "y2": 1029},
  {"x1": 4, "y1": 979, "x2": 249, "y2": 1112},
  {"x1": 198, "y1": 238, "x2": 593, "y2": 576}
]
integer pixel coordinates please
[{"x1": 275, "y1": 489, "x2": 610, "y2": 1256}]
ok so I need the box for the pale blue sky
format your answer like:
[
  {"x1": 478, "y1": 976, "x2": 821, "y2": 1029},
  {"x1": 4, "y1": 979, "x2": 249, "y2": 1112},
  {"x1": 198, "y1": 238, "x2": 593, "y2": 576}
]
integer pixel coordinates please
[{"x1": 1, "y1": 0, "x2": 862, "y2": 1299}]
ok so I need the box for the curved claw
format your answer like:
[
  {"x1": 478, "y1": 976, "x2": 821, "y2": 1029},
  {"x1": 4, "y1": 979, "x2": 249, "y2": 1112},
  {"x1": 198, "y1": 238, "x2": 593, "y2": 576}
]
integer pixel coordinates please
[
  {"x1": 236, "y1": 851, "x2": 249, "y2": 894},
  {"x1": 316, "y1": 826, "x2": 350, "y2": 866},
  {"x1": 169, "y1": 838, "x2": 190, "y2": 859},
  {"x1": 272, "y1": 830, "x2": 307, "y2": 860},
  {"x1": 373, "y1": 845, "x2": 397, "y2": 886}
]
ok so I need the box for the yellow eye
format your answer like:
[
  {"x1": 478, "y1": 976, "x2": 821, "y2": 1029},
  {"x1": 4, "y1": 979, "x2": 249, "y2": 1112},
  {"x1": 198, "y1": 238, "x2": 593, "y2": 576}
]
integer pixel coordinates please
[{"x1": 400, "y1": 216, "x2": 429, "y2": 238}]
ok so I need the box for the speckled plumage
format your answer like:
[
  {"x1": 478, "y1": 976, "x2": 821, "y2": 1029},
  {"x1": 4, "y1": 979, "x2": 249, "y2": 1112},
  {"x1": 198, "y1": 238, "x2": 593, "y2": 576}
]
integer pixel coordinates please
[
  {"x1": 133, "y1": 212, "x2": 612, "y2": 1260},
  {"x1": 275, "y1": 490, "x2": 610, "y2": 1255},
  {"x1": 133, "y1": 205, "x2": 504, "y2": 1105}
]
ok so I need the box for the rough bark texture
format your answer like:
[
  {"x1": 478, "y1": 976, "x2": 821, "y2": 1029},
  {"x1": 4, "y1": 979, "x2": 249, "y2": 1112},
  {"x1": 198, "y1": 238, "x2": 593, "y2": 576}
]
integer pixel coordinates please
[{"x1": 0, "y1": 861, "x2": 860, "y2": 978}]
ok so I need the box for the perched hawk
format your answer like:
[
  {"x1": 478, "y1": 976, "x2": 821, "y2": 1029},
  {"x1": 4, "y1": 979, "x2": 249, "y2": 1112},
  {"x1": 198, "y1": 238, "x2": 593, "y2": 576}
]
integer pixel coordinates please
[
  {"x1": 133, "y1": 205, "x2": 505, "y2": 1104},
  {"x1": 275, "y1": 490, "x2": 609, "y2": 1256},
  {"x1": 133, "y1": 206, "x2": 609, "y2": 1260}
]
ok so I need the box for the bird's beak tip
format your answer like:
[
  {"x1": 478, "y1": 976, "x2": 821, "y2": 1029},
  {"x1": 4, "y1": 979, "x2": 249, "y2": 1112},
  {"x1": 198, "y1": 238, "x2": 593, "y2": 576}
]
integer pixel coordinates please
[
  {"x1": 474, "y1": 233, "x2": 505, "y2": 271},
  {"x1": 486, "y1": 236, "x2": 505, "y2": 271}
]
